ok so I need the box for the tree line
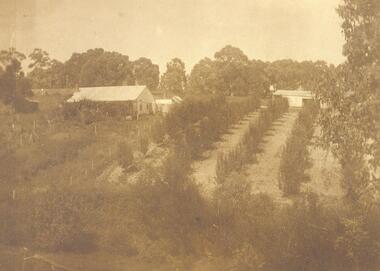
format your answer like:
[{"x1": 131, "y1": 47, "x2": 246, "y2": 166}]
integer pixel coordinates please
[
  {"x1": 27, "y1": 48, "x2": 160, "y2": 91},
  {"x1": 1, "y1": 45, "x2": 335, "y2": 104}
]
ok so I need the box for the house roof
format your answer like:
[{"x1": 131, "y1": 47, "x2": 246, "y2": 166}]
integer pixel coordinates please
[
  {"x1": 273, "y1": 90, "x2": 313, "y2": 98},
  {"x1": 67, "y1": 85, "x2": 148, "y2": 102}
]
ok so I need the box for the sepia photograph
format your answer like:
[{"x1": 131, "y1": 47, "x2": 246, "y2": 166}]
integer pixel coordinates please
[{"x1": 0, "y1": 0, "x2": 379, "y2": 270}]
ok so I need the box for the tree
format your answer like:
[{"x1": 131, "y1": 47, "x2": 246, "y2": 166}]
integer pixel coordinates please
[
  {"x1": 160, "y1": 58, "x2": 187, "y2": 96},
  {"x1": 246, "y1": 60, "x2": 270, "y2": 97},
  {"x1": 27, "y1": 48, "x2": 63, "y2": 89},
  {"x1": 133, "y1": 57, "x2": 159, "y2": 90},
  {"x1": 0, "y1": 48, "x2": 31, "y2": 106},
  {"x1": 214, "y1": 45, "x2": 250, "y2": 95},
  {"x1": 79, "y1": 51, "x2": 134, "y2": 87},
  {"x1": 64, "y1": 48, "x2": 105, "y2": 87},
  {"x1": 187, "y1": 57, "x2": 221, "y2": 94},
  {"x1": 0, "y1": 48, "x2": 26, "y2": 73},
  {"x1": 316, "y1": 0, "x2": 380, "y2": 203},
  {"x1": 28, "y1": 48, "x2": 51, "y2": 70}
]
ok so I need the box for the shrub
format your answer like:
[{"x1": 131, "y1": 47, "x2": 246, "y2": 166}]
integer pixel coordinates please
[
  {"x1": 138, "y1": 133, "x2": 150, "y2": 155},
  {"x1": 31, "y1": 187, "x2": 96, "y2": 252},
  {"x1": 117, "y1": 141, "x2": 134, "y2": 171},
  {"x1": 150, "y1": 118, "x2": 166, "y2": 143}
]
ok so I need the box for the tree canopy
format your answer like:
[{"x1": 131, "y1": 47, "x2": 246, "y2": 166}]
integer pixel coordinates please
[
  {"x1": 160, "y1": 58, "x2": 187, "y2": 96},
  {"x1": 27, "y1": 48, "x2": 160, "y2": 90},
  {"x1": 0, "y1": 48, "x2": 33, "y2": 108},
  {"x1": 133, "y1": 57, "x2": 160, "y2": 91},
  {"x1": 316, "y1": 0, "x2": 380, "y2": 203}
]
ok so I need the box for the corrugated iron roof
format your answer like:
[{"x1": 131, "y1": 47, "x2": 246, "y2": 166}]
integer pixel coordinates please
[
  {"x1": 273, "y1": 90, "x2": 313, "y2": 98},
  {"x1": 67, "y1": 85, "x2": 147, "y2": 102}
]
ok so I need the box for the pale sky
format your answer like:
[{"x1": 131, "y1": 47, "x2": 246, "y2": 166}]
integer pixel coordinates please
[{"x1": 0, "y1": 0, "x2": 345, "y2": 72}]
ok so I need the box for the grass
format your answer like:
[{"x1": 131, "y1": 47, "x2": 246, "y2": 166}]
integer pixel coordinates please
[{"x1": 0, "y1": 92, "x2": 163, "y2": 190}]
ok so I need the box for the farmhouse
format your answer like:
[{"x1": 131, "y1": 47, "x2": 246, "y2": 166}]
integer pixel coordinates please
[
  {"x1": 273, "y1": 89, "x2": 313, "y2": 107},
  {"x1": 67, "y1": 85, "x2": 156, "y2": 118},
  {"x1": 155, "y1": 96, "x2": 183, "y2": 115}
]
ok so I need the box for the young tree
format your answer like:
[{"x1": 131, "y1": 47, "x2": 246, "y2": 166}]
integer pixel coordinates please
[
  {"x1": 160, "y1": 58, "x2": 187, "y2": 96},
  {"x1": 316, "y1": 0, "x2": 380, "y2": 203}
]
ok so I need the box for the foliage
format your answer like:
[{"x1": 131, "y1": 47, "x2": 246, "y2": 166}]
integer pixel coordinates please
[
  {"x1": 0, "y1": 48, "x2": 34, "y2": 111},
  {"x1": 160, "y1": 58, "x2": 187, "y2": 95},
  {"x1": 133, "y1": 57, "x2": 160, "y2": 90},
  {"x1": 188, "y1": 45, "x2": 331, "y2": 97},
  {"x1": 216, "y1": 97, "x2": 289, "y2": 182},
  {"x1": 187, "y1": 57, "x2": 221, "y2": 95},
  {"x1": 117, "y1": 141, "x2": 134, "y2": 171},
  {"x1": 31, "y1": 186, "x2": 97, "y2": 252},
  {"x1": 150, "y1": 118, "x2": 167, "y2": 143},
  {"x1": 138, "y1": 133, "x2": 150, "y2": 154},
  {"x1": 279, "y1": 102, "x2": 318, "y2": 196},
  {"x1": 166, "y1": 94, "x2": 259, "y2": 158},
  {"x1": 27, "y1": 48, "x2": 160, "y2": 89},
  {"x1": 79, "y1": 51, "x2": 134, "y2": 87},
  {"x1": 316, "y1": 0, "x2": 380, "y2": 203},
  {"x1": 265, "y1": 59, "x2": 331, "y2": 90},
  {"x1": 129, "y1": 147, "x2": 208, "y2": 256},
  {"x1": 62, "y1": 100, "x2": 133, "y2": 124}
]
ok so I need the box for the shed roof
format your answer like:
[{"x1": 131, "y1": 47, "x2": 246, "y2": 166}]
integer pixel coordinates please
[
  {"x1": 67, "y1": 85, "x2": 148, "y2": 102},
  {"x1": 273, "y1": 90, "x2": 313, "y2": 98}
]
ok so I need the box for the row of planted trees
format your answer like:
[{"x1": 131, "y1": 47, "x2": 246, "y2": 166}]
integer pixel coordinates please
[
  {"x1": 216, "y1": 97, "x2": 289, "y2": 182},
  {"x1": 165, "y1": 94, "x2": 260, "y2": 158},
  {"x1": 0, "y1": 94, "x2": 260, "y2": 252},
  {"x1": 278, "y1": 101, "x2": 319, "y2": 196}
]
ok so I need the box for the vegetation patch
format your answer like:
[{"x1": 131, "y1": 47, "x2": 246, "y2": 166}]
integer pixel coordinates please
[
  {"x1": 278, "y1": 102, "x2": 318, "y2": 196},
  {"x1": 216, "y1": 97, "x2": 289, "y2": 182}
]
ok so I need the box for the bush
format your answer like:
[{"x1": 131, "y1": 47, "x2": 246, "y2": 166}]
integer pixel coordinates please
[{"x1": 129, "y1": 147, "x2": 208, "y2": 256}]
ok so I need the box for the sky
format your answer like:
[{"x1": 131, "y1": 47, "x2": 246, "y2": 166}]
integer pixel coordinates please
[{"x1": 0, "y1": 0, "x2": 346, "y2": 72}]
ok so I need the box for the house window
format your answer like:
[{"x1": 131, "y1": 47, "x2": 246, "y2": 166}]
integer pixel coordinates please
[{"x1": 140, "y1": 104, "x2": 143, "y2": 111}]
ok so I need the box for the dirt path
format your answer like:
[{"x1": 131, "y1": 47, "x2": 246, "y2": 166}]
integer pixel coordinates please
[
  {"x1": 245, "y1": 110, "x2": 299, "y2": 202},
  {"x1": 192, "y1": 110, "x2": 262, "y2": 195}
]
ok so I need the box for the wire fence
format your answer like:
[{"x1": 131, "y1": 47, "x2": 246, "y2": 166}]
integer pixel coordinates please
[{"x1": 0, "y1": 248, "x2": 79, "y2": 271}]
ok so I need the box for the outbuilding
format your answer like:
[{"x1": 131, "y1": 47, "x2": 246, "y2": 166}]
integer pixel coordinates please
[
  {"x1": 155, "y1": 95, "x2": 183, "y2": 115},
  {"x1": 273, "y1": 89, "x2": 313, "y2": 107},
  {"x1": 67, "y1": 85, "x2": 156, "y2": 118}
]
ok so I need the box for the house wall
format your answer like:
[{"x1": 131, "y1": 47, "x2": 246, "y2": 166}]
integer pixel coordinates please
[
  {"x1": 156, "y1": 103, "x2": 172, "y2": 114},
  {"x1": 136, "y1": 87, "x2": 156, "y2": 115},
  {"x1": 286, "y1": 96, "x2": 304, "y2": 107},
  {"x1": 282, "y1": 96, "x2": 313, "y2": 107}
]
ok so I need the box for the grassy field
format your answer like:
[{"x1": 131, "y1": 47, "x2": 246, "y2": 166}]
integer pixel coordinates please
[{"x1": 0, "y1": 92, "x2": 164, "y2": 191}]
